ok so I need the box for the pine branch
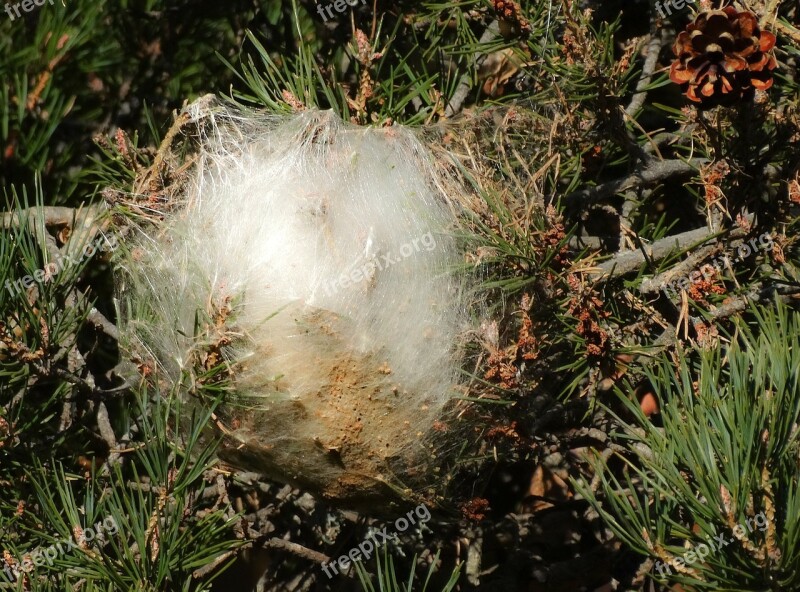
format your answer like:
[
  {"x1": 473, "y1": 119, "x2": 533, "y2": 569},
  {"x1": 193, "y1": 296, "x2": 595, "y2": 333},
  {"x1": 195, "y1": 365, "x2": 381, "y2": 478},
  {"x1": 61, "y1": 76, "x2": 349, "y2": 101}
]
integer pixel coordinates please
[
  {"x1": 590, "y1": 219, "x2": 752, "y2": 281},
  {"x1": 565, "y1": 158, "x2": 708, "y2": 209}
]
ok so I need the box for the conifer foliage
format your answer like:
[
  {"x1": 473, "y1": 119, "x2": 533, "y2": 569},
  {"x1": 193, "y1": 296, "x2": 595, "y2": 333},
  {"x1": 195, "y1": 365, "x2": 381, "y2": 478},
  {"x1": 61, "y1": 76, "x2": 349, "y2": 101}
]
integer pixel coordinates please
[{"x1": 2, "y1": 0, "x2": 800, "y2": 590}]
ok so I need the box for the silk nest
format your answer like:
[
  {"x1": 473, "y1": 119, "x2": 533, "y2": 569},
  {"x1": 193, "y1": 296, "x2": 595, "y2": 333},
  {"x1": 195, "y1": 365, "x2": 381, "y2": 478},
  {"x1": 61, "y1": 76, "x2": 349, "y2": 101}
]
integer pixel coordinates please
[{"x1": 118, "y1": 99, "x2": 472, "y2": 508}]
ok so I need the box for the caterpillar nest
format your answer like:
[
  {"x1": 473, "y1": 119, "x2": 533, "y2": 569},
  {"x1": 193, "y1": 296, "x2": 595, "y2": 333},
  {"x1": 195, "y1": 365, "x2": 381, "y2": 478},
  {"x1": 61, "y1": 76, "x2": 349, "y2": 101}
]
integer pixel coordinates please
[{"x1": 118, "y1": 98, "x2": 471, "y2": 510}]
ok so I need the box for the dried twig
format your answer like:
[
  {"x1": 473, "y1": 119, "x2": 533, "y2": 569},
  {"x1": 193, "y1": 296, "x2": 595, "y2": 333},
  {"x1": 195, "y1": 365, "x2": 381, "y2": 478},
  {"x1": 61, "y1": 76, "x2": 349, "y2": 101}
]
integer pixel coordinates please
[
  {"x1": 639, "y1": 243, "x2": 724, "y2": 294},
  {"x1": 445, "y1": 21, "x2": 501, "y2": 118},
  {"x1": 465, "y1": 527, "x2": 483, "y2": 586},
  {"x1": 263, "y1": 537, "x2": 331, "y2": 565},
  {"x1": 133, "y1": 94, "x2": 217, "y2": 196},
  {"x1": 692, "y1": 282, "x2": 767, "y2": 323},
  {"x1": 1, "y1": 205, "x2": 103, "y2": 230},
  {"x1": 86, "y1": 307, "x2": 120, "y2": 342},
  {"x1": 192, "y1": 546, "x2": 243, "y2": 580},
  {"x1": 96, "y1": 402, "x2": 118, "y2": 451},
  {"x1": 675, "y1": 282, "x2": 797, "y2": 334},
  {"x1": 565, "y1": 158, "x2": 707, "y2": 209},
  {"x1": 589, "y1": 218, "x2": 752, "y2": 282},
  {"x1": 624, "y1": 29, "x2": 666, "y2": 117}
]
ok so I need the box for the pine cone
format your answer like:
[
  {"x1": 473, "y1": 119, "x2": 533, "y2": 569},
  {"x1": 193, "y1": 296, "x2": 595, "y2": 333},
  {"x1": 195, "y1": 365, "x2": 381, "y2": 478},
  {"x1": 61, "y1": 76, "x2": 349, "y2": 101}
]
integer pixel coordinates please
[{"x1": 669, "y1": 7, "x2": 777, "y2": 106}]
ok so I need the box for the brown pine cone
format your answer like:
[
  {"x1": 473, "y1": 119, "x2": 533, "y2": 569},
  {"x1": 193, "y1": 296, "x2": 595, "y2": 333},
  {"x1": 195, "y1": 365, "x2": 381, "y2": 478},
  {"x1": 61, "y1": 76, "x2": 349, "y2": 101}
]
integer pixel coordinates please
[{"x1": 669, "y1": 7, "x2": 777, "y2": 106}]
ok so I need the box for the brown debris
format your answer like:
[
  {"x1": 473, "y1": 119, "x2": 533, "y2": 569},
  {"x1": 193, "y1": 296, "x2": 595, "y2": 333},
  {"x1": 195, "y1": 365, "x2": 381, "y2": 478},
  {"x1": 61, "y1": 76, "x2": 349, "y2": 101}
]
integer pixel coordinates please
[
  {"x1": 525, "y1": 465, "x2": 571, "y2": 513},
  {"x1": 492, "y1": 0, "x2": 531, "y2": 39},
  {"x1": 483, "y1": 294, "x2": 540, "y2": 389},
  {"x1": 460, "y1": 497, "x2": 490, "y2": 521},
  {"x1": 566, "y1": 277, "x2": 610, "y2": 360}
]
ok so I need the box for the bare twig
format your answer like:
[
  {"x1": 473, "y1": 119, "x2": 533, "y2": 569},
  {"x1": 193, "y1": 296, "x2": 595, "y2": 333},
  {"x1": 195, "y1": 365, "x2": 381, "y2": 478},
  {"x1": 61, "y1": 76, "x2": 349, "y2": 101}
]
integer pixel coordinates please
[
  {"x1": 96, "y1": 402, "x2": 118, "y2": 450},
  {"x1": 643, "y1": 130, "x2": 692, "y2": 155},
  {"x1": 465, "y1": 527, "x2": 483, "y2": 586},
  {"x1": 263, "y1": 537, "x2": 331, "y2": 565},
  {"x1": 445, "y1": 21, "x2": 501, "y2": 118},
  {"x1": 639, "y1": 244, "x2": 723, "y2": 294},
  {"x1": 589, "y1": 218, "x2": 752, "y2": 282},
  {"x1": 566, "y1": 158, "x2": 707, "y2": 208},
  {"x1": 690, "y1": 282, "x2": 782, "y2": 324},
  {"x1": 86, "y1": 307, "x2": 120, "y2": 342},
  {"x1": 27, "y1": 358, "x2": 93, "y2": 394},
  {"x1": 192, "y1": 546, "x2": 243, "y2": 580},
  {"x1": 624, "y1": 30, "x2": 665, "y2": 117},
  {"x1": 1, "y1": 205, "x2": 103, "y2": 231},
  {"x1": 88, "y1": 379, "x2": 135, "y2": 400}
]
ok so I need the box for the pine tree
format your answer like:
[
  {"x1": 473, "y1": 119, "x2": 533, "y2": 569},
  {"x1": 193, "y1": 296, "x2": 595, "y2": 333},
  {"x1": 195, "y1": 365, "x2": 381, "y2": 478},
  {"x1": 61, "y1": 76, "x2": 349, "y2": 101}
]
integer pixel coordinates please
[{"x1": 2, "y1": 0, "x2": 800, "y2": 590}]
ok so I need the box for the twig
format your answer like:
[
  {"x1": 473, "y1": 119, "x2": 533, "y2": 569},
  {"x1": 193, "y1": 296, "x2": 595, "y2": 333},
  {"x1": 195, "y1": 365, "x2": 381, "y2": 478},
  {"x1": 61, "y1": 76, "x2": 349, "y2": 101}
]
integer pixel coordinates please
[
  {"x1": 96, "y1": 402, "x2": 118, "y2": 451},
  {"x1": 624, "y1": 30, "x2": 665, "y2": 117},
  {"x1": 643, "y1": 131, "x2": 691, "y2": 155},
  {"x1": 133, "y1": 94, "x2": 216, "y2": 196},
  {"x1": 445, "y1": 21, "x2": 501, "y2": 118},
  {"x1": 26, "y1": 355, "x2": 133, "y2": 401},
  {"x1": 1, "y1": 205, "x2": 103, "y2": 230},
  {"x1": 88, "y1": 379, "x2": 135, "y2": 400},
  {"x1": 619, "y1": 190, "x2": 640, "y2": 250},
  {"x1": 639, "y1": 243, "x2": 723, "y2": 294},
  {"x1": 690, "y1": 282, "x2": 782, "y2": 324},
  {"x1": 671, "y1": 281, "x2": 797, "y2": 334},
  {"x1": 590, "y1": 226, "x2": 717, "y2": 280},
  {"x1": 263, "y1": 537, "x2": 331, "y2": 565},
  {"x1": 86, "y1": 307, "x2": 120, "y2": 342},
  {"x1": 192, "y1": 546, "x2": 243, "y2": 580},
  {"x1": 589, "y1": 219, "x2": 752, "y2": 282},
  {"x1": 565, "y1": 158, "x2": 707, "y2": 209},
  {"x1": 465, "y1": 528, "x2": 482, "y2": 586},
  {"x1": 27, "y1": 358, "x2": 93, "y2": 394},
  {"x1": 771, "y1": 19, "x2": 800, "y2": 46}
]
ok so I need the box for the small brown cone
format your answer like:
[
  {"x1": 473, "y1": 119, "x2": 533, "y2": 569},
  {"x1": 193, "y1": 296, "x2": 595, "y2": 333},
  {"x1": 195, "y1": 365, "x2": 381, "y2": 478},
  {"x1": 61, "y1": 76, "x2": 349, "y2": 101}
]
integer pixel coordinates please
[{"x1": 669, "y1": 7, "x2": 777, "y2": 106}]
